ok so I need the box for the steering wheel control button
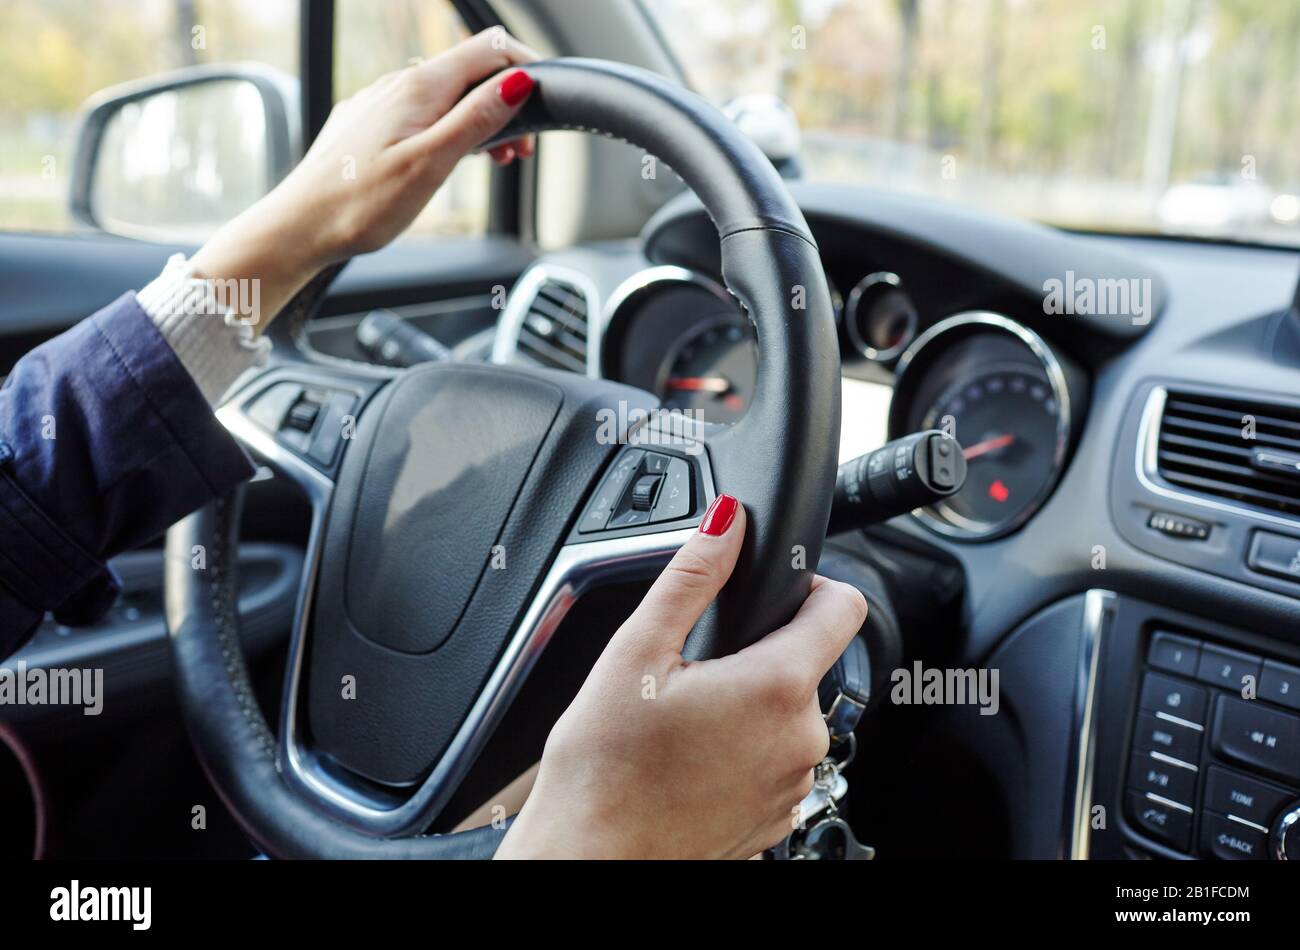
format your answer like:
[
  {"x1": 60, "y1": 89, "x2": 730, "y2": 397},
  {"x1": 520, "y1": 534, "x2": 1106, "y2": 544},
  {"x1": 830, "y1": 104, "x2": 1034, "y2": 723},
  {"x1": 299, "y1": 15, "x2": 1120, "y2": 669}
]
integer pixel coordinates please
[
  {"x1": 286, "y1": 393, "x2": 324, "y2": 433},
  {"x1": 1210, "y1": 695, "x2": 1300, "y2": 783},
  {"x1": 1201, "y1": 812, "x2": 1268, "y2": 860},
  {"x1": 609, "y1": 507, "x2": 651, "y2": 528},
  {"x1": 247, "y1": 382, "x2": 304, "y2": 433},
  {"x1": 1147, "y1": 631, "x2": 1201, "y2": 677},
  {"x1": 575, "y1": 447, "x2": 705, "y2": 537},
  {"x1": 630, "y1": 474, "x2": 663, "y2": 512},
  {"x1": 307, "y1": 392, "x2": 359, "y2": 468},
  {"x1": 1204, "y1": 765, "x2": 1296, "y2": 829},
  {"x1": 578, "y1": 449, "x2": 645, "y2": 533},
  {"x1": 1128, "y1": 750, "x2": 1197, "y2": 805},
  {"x1": 1139, "y1": 672, "x2": 1208, "y2": 725},
  {"x1": 1148, "y1": 511, "x2": 1211, "y2": 540},
  {"x1": 1134, "y1": 712, "x2": 1201, "y2": 763},
  {"x1": 245, "y1": 382, "x2": 359, "y2": 469},
  {"x1": 1247, "y1": 530, "x2": 1300, "y2": 581},
  {"x1": 650, "y1": 457, "x2": 693, "y2": 524},
  {"x1": 1195, "y1": 644, "x2": 1263, "y2": 692},
  {"x1": 1126, "y1": 790, "x2": 1192, "y2": 852},
  {"x1": 644, "y1": 453, "x2": 672, "y2": 475}
]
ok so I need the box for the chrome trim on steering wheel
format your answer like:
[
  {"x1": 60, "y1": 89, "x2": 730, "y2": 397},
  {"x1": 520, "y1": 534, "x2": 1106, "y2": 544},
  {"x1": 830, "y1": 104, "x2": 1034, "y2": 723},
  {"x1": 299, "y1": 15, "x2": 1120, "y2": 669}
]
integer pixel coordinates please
[{"x1": 219, "y1": 403, "x2": 701, "y2": 836}]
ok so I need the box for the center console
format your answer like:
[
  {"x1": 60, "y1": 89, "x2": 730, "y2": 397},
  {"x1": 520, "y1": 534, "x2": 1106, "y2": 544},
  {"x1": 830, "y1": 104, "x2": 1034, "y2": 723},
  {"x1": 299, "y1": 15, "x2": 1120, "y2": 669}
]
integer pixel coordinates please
[{"x1": 1090, "y1": 597, "x2": 1300, "y2": 860}]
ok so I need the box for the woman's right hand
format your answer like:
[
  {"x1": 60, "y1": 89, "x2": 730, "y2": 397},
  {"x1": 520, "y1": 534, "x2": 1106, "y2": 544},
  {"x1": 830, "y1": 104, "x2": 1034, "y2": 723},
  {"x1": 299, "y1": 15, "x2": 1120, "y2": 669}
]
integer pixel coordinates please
[{"x1": 496, "y1": 494, "x2": 868, "y2": 860}]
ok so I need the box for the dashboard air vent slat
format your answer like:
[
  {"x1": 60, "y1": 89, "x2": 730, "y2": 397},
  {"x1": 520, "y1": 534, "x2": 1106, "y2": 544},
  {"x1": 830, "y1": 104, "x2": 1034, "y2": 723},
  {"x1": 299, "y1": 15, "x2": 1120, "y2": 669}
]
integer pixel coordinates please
[
  {"x1": 1157, "y1": 391, "x2": 1300, "y2": 518},
  {"x1": 515, "y1": 275, "x2": 590, "y2": 374}
]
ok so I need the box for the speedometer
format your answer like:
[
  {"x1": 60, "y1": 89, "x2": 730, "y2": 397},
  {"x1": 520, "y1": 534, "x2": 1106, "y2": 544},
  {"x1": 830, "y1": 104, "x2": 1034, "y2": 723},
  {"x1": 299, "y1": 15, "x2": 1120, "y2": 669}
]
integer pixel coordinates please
[
  {"x1": 921, "y1": 365, "x2": 1063, "y2": 534},
  {"x1": 889, "y1": 312, "x2": 1081, "y2": 540}
]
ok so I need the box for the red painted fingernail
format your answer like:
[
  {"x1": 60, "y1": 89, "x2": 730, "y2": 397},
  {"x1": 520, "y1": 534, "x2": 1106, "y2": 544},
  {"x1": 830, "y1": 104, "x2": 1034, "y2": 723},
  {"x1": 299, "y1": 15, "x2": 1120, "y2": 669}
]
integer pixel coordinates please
[
  {"x1": 498, "y1": 69, "x2": 534, "y2": 107},
  {"x1": 699, "y1": 494, "x2": 739, "y2": 536}
]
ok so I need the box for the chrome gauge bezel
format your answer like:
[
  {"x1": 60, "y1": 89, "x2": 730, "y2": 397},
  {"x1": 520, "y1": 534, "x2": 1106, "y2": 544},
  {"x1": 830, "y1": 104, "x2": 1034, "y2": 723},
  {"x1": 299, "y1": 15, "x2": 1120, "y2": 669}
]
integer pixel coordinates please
[
  {"x1": 891, "y1": 311, "x2": 1073, "y2": 541},
  {"x1": 844, "y1": 271, "x2": 917, "y2": 363},
  {"x1": 652, "y1": 313, "x2": 757, "y2": 420}
]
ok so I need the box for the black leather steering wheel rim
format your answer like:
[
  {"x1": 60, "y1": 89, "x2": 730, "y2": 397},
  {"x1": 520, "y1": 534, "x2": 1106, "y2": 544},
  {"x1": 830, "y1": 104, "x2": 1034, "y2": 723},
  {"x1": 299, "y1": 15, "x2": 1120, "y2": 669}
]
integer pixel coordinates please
[
  {"x1": 165, "y1": 58, "x2": 841, "y2": 858},
  {"x1": 490, "y1": 59, "x2": 842, "y2": 657}
]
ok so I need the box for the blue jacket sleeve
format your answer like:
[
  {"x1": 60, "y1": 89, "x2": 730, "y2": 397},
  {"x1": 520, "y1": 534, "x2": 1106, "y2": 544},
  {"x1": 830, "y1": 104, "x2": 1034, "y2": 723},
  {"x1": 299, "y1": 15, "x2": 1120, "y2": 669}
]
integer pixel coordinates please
[{"x1": 0, "y1": 292, "x2": 256, "y2": 657}]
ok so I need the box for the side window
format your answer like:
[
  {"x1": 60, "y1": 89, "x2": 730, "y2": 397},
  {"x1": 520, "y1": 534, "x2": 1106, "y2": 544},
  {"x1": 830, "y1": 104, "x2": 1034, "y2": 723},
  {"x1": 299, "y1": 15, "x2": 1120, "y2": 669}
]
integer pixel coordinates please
[
  {"x1": 0, "y1": 0, "x2": 297, "y2": 235},
  {"x1": 335, "y1": 0, "x2": 490, "y2": 239}
]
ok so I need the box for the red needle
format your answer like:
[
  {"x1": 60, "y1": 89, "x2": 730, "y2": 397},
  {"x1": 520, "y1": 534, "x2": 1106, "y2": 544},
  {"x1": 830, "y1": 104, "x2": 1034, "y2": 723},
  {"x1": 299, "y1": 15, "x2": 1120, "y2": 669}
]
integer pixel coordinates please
[
  {"x1": 963, "y1": 433, "x2": 1015, "y2": 460},
  {"x1": 666, "y1": 376, "x2": 731, "y2": 394}
]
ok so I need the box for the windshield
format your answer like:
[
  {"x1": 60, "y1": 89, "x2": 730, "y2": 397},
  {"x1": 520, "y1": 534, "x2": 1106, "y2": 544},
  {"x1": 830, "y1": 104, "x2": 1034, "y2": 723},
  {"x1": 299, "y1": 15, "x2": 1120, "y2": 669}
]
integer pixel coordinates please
[{"x1": 646, "y1": 0, "x2": 1300, "y2": 246}]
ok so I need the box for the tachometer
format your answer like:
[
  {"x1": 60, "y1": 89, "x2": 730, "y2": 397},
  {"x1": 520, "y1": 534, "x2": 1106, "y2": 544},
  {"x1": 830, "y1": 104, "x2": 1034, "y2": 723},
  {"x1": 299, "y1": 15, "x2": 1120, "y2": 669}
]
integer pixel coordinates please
[{"x1": 656, "y1": 316, "x2": 757, "y2": 425}]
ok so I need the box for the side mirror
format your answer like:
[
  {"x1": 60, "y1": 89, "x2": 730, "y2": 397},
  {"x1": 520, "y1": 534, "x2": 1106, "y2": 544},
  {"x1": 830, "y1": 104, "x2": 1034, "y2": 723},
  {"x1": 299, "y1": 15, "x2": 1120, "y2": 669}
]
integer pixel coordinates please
[{"x1": 70, "y1": 64, "x2": 300, "y2": 241}]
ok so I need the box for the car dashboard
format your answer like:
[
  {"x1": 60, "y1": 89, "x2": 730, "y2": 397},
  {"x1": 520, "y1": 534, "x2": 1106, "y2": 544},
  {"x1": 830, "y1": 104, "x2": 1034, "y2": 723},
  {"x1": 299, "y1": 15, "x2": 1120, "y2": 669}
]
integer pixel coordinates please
[{"x1": 491, "y1": 180, "x2": 1300, "y2": 860}]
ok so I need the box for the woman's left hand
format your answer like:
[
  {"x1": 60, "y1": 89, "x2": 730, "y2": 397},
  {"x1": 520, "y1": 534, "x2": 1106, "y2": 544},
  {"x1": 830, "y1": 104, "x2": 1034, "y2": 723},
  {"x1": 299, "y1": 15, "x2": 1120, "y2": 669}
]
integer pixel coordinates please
[{"x1": 190, "y1": 27, "x2": 540, "y2": 331}]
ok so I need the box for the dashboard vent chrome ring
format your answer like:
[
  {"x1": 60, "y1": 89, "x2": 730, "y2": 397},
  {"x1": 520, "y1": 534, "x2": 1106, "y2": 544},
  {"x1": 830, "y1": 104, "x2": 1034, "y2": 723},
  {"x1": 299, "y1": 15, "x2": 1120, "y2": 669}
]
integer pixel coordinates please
[
  {"x1": 1141, "y1": 386, "x2": 1300, "y2": 523},
  {"x1": 493, "y1": 265, "x2": 602, "y2": 377}
]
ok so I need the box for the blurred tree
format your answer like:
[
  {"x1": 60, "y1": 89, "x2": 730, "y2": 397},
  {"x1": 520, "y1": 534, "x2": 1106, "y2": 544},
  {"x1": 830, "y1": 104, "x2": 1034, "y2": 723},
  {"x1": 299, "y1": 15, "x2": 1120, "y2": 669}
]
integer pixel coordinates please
[
  {"x1": 973, "y1": 0, "x2": 1004, "y2": 168},
  {"x1": 892, "y1": 0, "x2": 920, "y2": 141},
  {"x1": 175, "y1": 0, "x2": 198, "y2": 68}
]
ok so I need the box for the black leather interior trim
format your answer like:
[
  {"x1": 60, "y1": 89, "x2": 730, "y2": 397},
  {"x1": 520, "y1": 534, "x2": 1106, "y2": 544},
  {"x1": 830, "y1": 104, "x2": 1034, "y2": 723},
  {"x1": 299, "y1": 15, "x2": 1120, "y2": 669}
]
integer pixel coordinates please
[
  {"x1": 489, "y1": 59, "x2": 816, "y2": 246},
  {"x1": 491, "y1": 59, "x2": 839, "y2": 656},
  {"x1": 687, "y1": 227, "x2": 841, "y2": 657}
]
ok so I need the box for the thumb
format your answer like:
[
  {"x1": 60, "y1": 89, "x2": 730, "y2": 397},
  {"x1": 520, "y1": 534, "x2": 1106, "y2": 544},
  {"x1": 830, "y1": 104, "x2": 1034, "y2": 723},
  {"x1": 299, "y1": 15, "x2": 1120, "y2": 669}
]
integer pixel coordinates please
[
  {"x1": 409, "y1": 67, "x2": 535, "y2": 162},
  {"x1": 614, "y1": 494, "x2": 746, "y2": 659}
]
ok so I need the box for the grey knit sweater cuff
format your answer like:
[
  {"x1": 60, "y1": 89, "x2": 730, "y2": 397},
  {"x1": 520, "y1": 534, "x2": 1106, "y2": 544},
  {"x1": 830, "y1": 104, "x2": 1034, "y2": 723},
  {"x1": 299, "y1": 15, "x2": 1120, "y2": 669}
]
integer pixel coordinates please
[{"x1": 136, "y1": 254, "x2": 270, "y2": 406}]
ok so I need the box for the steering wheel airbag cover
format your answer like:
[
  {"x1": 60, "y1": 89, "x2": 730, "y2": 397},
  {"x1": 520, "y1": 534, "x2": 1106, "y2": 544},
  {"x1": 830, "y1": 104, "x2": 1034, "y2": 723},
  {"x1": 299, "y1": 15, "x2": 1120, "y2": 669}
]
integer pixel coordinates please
[{"x1": 342, "y1": 368, "x2": 562, "y2": 654}]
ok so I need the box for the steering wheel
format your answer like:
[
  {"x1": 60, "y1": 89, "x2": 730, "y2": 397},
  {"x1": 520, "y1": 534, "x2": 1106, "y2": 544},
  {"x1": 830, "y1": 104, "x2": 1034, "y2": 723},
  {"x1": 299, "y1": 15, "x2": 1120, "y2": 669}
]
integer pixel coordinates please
[{"x1": 164, "y1": 59, "x2": 841, "y2": 858}]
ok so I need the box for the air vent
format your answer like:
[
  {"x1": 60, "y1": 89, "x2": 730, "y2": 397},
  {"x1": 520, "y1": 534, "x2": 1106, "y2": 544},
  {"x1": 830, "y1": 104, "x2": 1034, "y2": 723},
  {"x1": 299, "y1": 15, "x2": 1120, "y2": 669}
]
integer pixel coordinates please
[
  {"x1": 1157, "y1": 390, "x2": 1300, "y2": 518},
  {"x1": 515, "y1": 276, "x2": 590, "y2": 374}
]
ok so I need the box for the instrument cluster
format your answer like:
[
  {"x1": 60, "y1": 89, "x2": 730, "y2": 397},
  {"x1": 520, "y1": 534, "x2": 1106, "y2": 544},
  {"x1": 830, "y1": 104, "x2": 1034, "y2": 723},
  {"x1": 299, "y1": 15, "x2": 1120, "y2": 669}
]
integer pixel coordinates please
[{"x1": 602, "y1": 267, "x2": 1084, "y2": 540}]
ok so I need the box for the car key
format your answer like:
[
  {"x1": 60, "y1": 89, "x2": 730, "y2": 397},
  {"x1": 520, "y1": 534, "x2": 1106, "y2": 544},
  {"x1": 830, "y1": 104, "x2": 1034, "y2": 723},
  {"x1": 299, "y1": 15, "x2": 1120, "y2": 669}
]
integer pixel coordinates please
[
  {"x1": 781, "y1": 758, "x2": 876, "y2": 860},
  {"x1": 819, "y1": 634, "x2": 872, "y2": 739},
  {"x1": 797, "y1": 815, "x2": 877, "y2": 860}
]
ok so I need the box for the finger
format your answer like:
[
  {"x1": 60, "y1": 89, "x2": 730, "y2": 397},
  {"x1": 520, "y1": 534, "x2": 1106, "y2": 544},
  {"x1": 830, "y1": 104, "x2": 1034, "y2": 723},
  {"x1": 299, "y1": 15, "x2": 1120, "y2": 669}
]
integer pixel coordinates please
[
  {"x1": 404, "y1": 66, "x2": 536, "y2": 163},
  {"x1": 475, "y1": 134, "x2": 532, "y2": 158},
  {"x1": 489, "y1": 143, "x2": 517, "y2": 165},
  {"x1": 511, "y1": 134, "x2": 536, "y2": 159},
  {"x1": 740, "y1": 576, "x2": 867, "y2": 686},
  {"x1": 613, "y1": 494, "x2": 746, "y2": 658},
  {"x1": 412, "y1": 27, "x2": 541, "y2": 107}
]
